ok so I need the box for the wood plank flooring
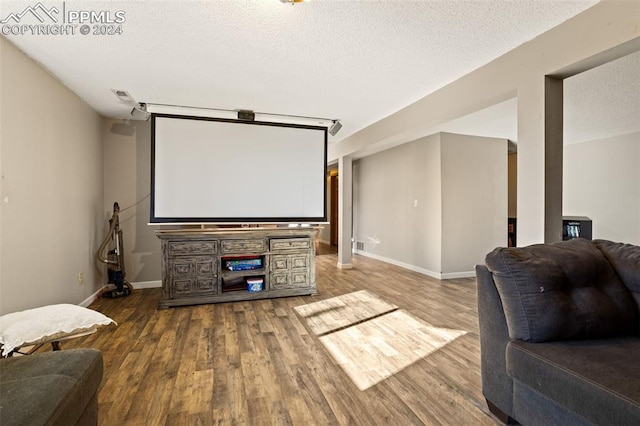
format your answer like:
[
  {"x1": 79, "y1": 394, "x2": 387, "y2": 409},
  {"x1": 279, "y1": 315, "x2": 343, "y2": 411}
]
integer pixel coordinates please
[{"x1": 62, "y1": 249, "x2": 499, "y2": 425}]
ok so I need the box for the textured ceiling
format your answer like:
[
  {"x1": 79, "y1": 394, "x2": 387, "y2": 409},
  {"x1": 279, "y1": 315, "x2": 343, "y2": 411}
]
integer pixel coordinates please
[
  {"x1": 435, "y1": 49, "x2": 640, "y2": 148},
  {"x1": 564, "y1": 50, "x2": 640, "y2": 144},
  {"x1": 1, "y1": 0, "x2": 601, "y2": 142}
]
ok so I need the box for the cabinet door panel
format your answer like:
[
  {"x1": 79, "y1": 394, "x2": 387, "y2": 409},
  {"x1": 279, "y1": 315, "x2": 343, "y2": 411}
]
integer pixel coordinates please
[
  {"x1": 169, "y1": 256, "x2": 217, "y2": 297},
  {"x1": 291, "y1": 272, "x2": 309, "y2": 286},
  {"x1": 290, "y1": 255, "x2": 309, "y2": 269},
  {"x1": 272, "y1": 256, "x2": 289, "y2": 271},
  {"x1": 172, "y1": 261, "x2": 194, "y2": 276},
  {"x1": 271, "y1": 274, "x2": 289, "y2": 288},
  {"x1": 196, "y1": 259, "x2": 214, "y2": 274},
  {"x1": 173, "y1": 279, "x2": 193, "y2": 295},
  {"x1": 196, "y1": 278, "x2": 215, "y2": 292}
]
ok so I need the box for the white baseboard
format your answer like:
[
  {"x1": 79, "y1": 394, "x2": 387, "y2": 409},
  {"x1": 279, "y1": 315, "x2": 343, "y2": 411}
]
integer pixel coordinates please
[
  {"x1": 79, "y1": 286, "x2": 106, "y2": 308},
  {"x1": 78, "y1": 280, "x2": 161, "y2": 307},
  {"x1": 354, "y1": 250, "x2": 442, "y2": 279},
  {"x1": 337, "y1": 262, "x2": 353, "y2": 270},
  {"x1": 318, "y1": 239, "x2": 331, "y2": 245},
  {"x1": 441, "y1": 271, "x2": 476, "y2": 279},
  {"x1": 353, "y1": 250, "x2": 473, "y2": 280},
  {"x1": 131, "y1": 280, "x2": 162, "y2": 289}
]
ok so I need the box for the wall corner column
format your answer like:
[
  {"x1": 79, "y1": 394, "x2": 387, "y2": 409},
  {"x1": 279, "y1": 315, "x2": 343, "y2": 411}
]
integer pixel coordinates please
[
  {"x1": 337, "y1": 155, "x2": 353, "y2": 269},
  {"x1": 544, "y1": 76, "x2": 564, "y2": 243},
  {"x1": 517, "y1": 75, "x2": 565, "y2": 246}
]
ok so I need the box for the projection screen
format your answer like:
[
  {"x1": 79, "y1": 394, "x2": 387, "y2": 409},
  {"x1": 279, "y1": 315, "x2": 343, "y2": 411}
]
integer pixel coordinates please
[{"x1": 151, "y1": 114, "x2": 327, "y2": 223}]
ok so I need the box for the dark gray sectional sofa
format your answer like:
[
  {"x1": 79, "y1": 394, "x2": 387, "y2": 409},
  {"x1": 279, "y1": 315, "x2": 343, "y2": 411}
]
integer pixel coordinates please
[
  {"x1": 476, "y1": 238, "x2": 640, "y2": 425},
  {"x1": 0, "y1": 349, "x2": 103, "y2": 425}
]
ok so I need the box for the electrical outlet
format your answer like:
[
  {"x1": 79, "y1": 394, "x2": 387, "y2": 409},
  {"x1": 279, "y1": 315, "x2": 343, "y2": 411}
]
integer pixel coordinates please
[{"x1": 77, "y1": 272, "x2": 84, "y2": 285}]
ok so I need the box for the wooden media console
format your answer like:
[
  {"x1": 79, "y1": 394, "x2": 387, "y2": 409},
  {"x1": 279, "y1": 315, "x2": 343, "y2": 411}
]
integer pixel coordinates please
[{"x1": 156, "y1": 228, "x2": 318, "y2": 308}]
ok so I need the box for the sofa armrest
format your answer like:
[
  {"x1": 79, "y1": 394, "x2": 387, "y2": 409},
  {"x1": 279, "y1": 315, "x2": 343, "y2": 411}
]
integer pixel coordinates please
[
  {"x1": 594, "y1": 239, "x2": 640, "y2": 333},
  {"x1": 476, "y1": 264, "x2": 514, "y2": 420}
]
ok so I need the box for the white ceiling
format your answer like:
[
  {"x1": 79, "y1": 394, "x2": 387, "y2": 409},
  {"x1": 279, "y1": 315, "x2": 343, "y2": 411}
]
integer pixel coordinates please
[{"x1": 1, "y1": 0, "x2": 606, "y2": 144}]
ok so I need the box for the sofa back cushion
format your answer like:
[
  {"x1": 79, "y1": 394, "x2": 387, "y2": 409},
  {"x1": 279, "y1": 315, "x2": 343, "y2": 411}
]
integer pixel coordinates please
[
  {"x1": 485, "y1": 238, "x2": 639, "y2": 342},
  {"x1": 594, "y1": 240, "x2": 640, "y2": 318}
]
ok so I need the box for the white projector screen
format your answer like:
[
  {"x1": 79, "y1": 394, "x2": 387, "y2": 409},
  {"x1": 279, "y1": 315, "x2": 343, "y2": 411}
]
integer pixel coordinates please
[{"x1": 151, "y1": 114, "x2": 327, "y2": 223}]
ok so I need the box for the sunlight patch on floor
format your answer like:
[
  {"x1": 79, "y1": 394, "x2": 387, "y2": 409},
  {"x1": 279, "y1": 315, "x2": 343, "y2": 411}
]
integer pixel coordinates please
[
  {"x1": 294, "y1": 290, "x2": 397, "y2": 336},
  {"x1": 320, "y1": 309, "x2": 467, "y2": 390},
  {"x1": 296, "y1": 291, "x2": 467, "y2": 391}
]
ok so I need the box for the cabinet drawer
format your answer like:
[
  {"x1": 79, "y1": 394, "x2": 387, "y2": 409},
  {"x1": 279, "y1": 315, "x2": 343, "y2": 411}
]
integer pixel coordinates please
[
  {"x1": 270, "y1": 272, "x2": 309, "y2": 290},
  {"x1": 168, "y1": 241, "x2": 217, "y2": 255},
  {"x1": 221, "y1": 239, "x2": 266, "y2": 254},
  {"x1": 270, "y1": 238, "x2": 311, "y2": 251}
]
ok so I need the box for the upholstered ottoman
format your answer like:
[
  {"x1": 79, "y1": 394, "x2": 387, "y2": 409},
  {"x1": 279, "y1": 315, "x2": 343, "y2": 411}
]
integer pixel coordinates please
[{"x1": 0, "y1": 349, "x2": 103, "y2": 425}]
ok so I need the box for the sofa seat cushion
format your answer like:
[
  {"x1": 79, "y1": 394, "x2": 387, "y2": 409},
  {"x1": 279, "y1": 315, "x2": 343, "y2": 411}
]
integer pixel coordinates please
[
  {"x1": 485, "y1": 238, "x2": 638, "y2": 342},
  {"x1": 507, "y1": 338, "x2": 640, "y2": 425},
  {"x1": 0, "y1": 349, "x2": 103, "y2": 425}
]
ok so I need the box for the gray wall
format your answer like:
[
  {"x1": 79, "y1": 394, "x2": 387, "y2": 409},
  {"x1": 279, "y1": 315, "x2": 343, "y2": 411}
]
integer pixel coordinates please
[
  {"x1": 353, "y1": 132, "x2": 506, "y2": 277},
  {"x1": 103, "y1": 118, "x2": 162, "y2": 283},
  {"x1": 353, "y1": 133, "x2": 441, "y2": 273},
  {"x1": 0, "y1": 38, "x2": 104, "y2": 314},
  {"x1": 441, "y1": 133, "x2": 507, "y2": 273},
  {"x1": 563, "y1": 131, "x2": 640, "y2": 245}
]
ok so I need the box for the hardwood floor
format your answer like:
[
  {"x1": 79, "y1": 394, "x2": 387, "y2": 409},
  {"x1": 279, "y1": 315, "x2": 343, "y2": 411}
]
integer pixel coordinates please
[{"x1": 64, "y1": 251, "x2": 499, "y2": 425}]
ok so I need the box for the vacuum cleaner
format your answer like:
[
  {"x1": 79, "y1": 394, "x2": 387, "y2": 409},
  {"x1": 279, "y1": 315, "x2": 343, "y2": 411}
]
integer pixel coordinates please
[{"x1": 97, "y1": 202, "x2": 133, "y2": 298}]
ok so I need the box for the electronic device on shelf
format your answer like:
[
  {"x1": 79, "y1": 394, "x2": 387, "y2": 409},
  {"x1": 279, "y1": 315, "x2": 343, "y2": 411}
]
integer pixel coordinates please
[{"x1": 562, "y1": 216, "x2": 592, "y2": 241}]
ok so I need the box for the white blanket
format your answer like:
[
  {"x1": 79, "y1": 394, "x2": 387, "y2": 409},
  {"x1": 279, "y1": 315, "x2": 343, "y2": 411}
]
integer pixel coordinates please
[{"x1": 0, "y1": 304, "x2": 116, "y2": 356}]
